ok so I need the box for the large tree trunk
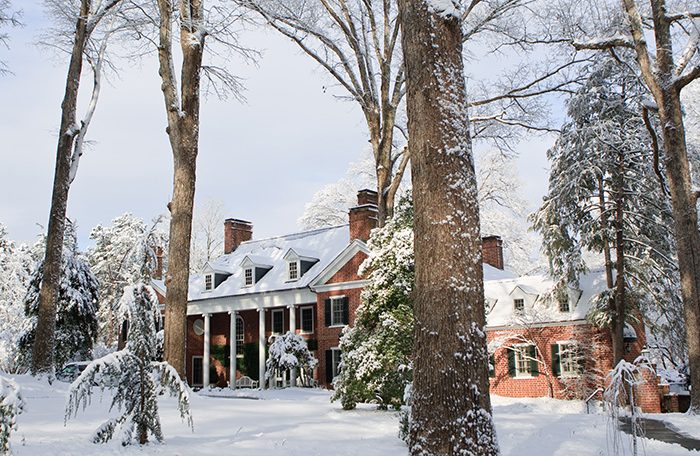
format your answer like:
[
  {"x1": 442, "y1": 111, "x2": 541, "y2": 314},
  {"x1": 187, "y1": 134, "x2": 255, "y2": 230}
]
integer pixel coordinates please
[
  {"x1": 399, "y1": 1, "x2": 499, "y2": 454},
  {"x1": 611, "y1": 158, "x2": 626, "y2": 365},
  {"x1": 31, "y1": 0, "x2": 91, "y2": 375},
  {"x1": 158, "y1": 0, "x2": 204, "y2": 378}
]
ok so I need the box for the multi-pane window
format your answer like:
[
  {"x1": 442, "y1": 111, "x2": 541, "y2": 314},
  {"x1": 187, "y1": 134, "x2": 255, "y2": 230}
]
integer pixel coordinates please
[
  {"x1": 272, "y1": 309, "x2": 284, "y2": 334},
  {"x1": 288, "y1": 261, "x2": 299, "y2": 280},
  {"x1": 514, "y1": 345, "x2": 535, "y2": 377},
  {"x1": 331, "y1": 297, "x2": 346, "y2": 326},
  {"x1": 513, "y1": 298, "x2": 524, "y2": 313},
  {"x1": 300, "y1": 306, "x2": 314, "y2": 333},
  {"x1": 559, "y1": 343, "x2": 580, "y2": 376},
  {"x1": 244, "y1": 268, "x2": 253, "y2": 286},
  {"x1": 236, "y1": 317, "x2": 244, "y2": 356},
  {"x1": 204, "y1": 274, "x2": 213, "y2": 291},
  {"x1": 559, "y1": 298, "x2": 570, "y2": 312},
  {"x1": 331, "y1": 348, "x2": 342, "y2": 379}
]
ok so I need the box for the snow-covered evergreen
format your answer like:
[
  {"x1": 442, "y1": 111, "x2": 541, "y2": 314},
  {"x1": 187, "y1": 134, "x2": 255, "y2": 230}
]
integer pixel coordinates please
[
  {"x1": 332, "y1": 195, "x2": 414, "y2": 410},
  {"x1": 19, "y1": 221, "x2": 100, "y2": 371},
  {"x1": 65, "y1": 283, "x2": 192, "y2": 446},
  {"x1": 0, "y1": 375, "x2": 24, "y2": 454},
  {"x1": 88, "y1": 214, "x2": 167, "y2": 347},
  {"x1": 265, "y1": 331, "x2": 317, "y2": 386}
]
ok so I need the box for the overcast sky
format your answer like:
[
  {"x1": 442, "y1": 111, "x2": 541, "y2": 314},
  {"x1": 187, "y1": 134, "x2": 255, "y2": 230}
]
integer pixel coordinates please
[{"x1": 0, "y1": 2, "x2": 553, "y2": 250}]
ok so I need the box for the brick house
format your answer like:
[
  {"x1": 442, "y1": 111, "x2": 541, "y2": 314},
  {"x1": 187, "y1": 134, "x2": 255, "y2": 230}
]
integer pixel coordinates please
[{"x1": 155, "y1": 189, "x2": 664, "y2": 411}]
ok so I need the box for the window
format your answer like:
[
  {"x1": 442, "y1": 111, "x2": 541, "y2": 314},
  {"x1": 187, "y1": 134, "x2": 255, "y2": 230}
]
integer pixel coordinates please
[
  {"x1": 325, "y1": 296, "x2": 348, "y2": 326},
  {"x1": 236, "y1": 316, "x2": 244, "y2": 356},
  {"x1": 288, "y1": 261, "x2": 299, "y2": 281},
  {"x1": 192, "y1": 356, "x2": 203, "y2": 386},
  {"x1": 325, "y1": 348, "x2": 342, "y2": 384},
  {"x1": 272, "y1": 309, "x2": 284, "y2": 335},
  {"x1": 553, "y1": 343, "x2": 581, "y2": 377},
  {"x1": 513, "y1": 298, "x2": 524, "y2": 313},
  {"x1": 244, "y1": 268, "x2": 253, "y2": 286},
  {"x1": 204, "y1": 274, "x2": 213, "y2": 291},
  {"x1": 508, "y1": 344, "x2": 538, "y2": 378},
  {"x1": 300, "y1": 306, "x2": 314, "y2": 333},
  {"x1": 193, "y1": 318, "x2": 204, "y2": 336},
  {"x1": 559, "y1": 298, "x2": 570, "y2": 312}
]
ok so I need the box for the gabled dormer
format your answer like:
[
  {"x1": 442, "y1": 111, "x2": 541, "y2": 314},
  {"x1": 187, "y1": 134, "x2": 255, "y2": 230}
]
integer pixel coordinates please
[
  {"x1": 509, "y1": 284, "x2": 539, "y2": 314},
  {"x1": 283, "y1": 248, "x2": 319, "y2": 282},
  {"x1": 202, "y1": 263, "x2": 231, "y2": 292},
  {"x1": 240, "y1": 255, "x2": 273, "y2": 286}
]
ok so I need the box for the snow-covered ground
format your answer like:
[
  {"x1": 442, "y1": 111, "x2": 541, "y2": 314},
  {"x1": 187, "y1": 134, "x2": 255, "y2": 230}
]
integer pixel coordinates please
[{"x1": 5, "y1": 375, "x2": 699, "y2": 455}]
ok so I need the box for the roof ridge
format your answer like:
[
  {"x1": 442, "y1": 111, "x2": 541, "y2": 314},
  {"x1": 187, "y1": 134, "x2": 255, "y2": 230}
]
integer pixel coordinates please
[{"x1": 239, "y1": 223, "x2": 349, "y2": 245}]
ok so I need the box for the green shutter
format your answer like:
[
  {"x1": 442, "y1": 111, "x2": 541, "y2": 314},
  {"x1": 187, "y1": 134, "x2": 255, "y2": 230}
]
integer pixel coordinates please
[
  {"x1": 342, "y1": 296, "x2": 349, "y2": 325},
  {"x1": 324, "y1": 298, "x2": 332, "y2": 326},
  {"x1": 507, "y1": 349, "x2": 516, "y2": 377},
  {"x1": 529, "y1": 345, "x2": 539, "y2": 376},
  {"x1": 551, "y1": 344, "x2": 561, "y2": 377},
  {"x1": 325, "y1": 350, "x2": 333, "y2": 384},
  {"x1": 489, "y1": 354, "x2": 495, "y2": 378}
]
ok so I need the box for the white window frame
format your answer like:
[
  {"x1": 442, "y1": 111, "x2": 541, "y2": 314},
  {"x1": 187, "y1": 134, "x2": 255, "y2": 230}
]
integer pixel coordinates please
[
  {"x1": 204, "y1": 273, "x2": 214, "y2": 291},
  {"x1": 236, "y1": 316, "x2": 244, "y2": 357},
  {"x1": 557, "y1": 341, "x2": 581, "y2": 378},
  {"x1": 513, "y1": 298, "x2": 524, "y2": 313},
  {"x1": 513, "y1": 343, "x2": 535, "y2": 378},
  {"x1": 300, "y1": 306, "x2": 314, "y2": 334},
  {"x1": 330, "y1": 347, "x2": 342, "y2": 380},
  {"x1": 244, "y1": 268, "x2": 253, "y2": 286},
  {"x1": 271, "y1": 309, "x2": 284, "y2": 335},
  {"x1": 329, "y1": 295, "x2": 347, "y2": 327},
  {"x1": 192, "y1": 356, "x2": 204, "y2": 386},
  {"x1": 288, "y1": 260, "x2": 299, "y2": 281}
]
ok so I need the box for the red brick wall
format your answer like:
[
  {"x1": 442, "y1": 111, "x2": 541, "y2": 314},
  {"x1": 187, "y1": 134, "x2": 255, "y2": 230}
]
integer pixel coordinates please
[
  {"x1": 327, "y1": 251, "x2": 367, "y2": 284},
  {"x1": 349, "y1": 206, "x2": 378, "y2": 242},
  {"x1": 315, "y1": 287, "x2": 362, "y2": 387}
]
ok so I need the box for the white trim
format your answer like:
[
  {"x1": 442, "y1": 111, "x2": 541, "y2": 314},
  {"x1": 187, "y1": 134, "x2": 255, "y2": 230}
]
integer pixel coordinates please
[
  {"x1": 310, "y1": 240, "x2": 370, "y2": 288},
  {"x1": 287, "y1": 260, "x2": 300, "y2": 281},
  {"x1": 312, "y1": 280, "x2": 368, "y2": 293},
  {"x1": 244, "y1": 267, "x2": 254, "y2": 287},
  {"x1": 271, "y1": 308, "x2": 284, "y2": 335},
  {"x1": 329, "y1": 295, "x2": 347, "y2": 327},
  {"x1": 512, "y1": 343, "x2": 536, "y2": 379},
  {"x1": 204, "y1": 273, "x2": 214, "y2": 292},
  {"x1": 556, "y1": 340, "x2": 582, "y2": 378},
  {"x1": 486, "y1": 319, "x2": 590, "y2": 331},
  {"x1": 187, "y1": 288, "x2": 318, "y2": 316},
  {"x1": 330, "y1": 347, "x2": 342, "y2": 381},
  {"x1": 299, "y1": 305, "x2": 314, "y2": 334}
]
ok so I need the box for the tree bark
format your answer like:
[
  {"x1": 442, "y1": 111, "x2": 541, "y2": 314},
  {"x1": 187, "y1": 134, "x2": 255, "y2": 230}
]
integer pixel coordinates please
[
  {"x1": 157, "y1": 0, "x2": 204, "y2": 379},
  {"x1": 31, "y1": 0, "x2": 92, "y2": 376},
  {"x1": 612, "y1": 151, "x2": 626, "y2": 365},
  {"x1": 619, "y1": 0, "x2": 700, "y2": 412},
  {"x1": 399, "y1": 1, "x2": 499, "y2": 454}
]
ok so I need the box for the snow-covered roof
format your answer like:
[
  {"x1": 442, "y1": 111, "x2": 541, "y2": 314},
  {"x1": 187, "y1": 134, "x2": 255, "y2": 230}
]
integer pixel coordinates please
[
  {"x1": 485, "y1": 268, "x2": 609, "y2": 327},
  {"x1": 188, "y1": 225, "x2": 351, "y2": 301}
]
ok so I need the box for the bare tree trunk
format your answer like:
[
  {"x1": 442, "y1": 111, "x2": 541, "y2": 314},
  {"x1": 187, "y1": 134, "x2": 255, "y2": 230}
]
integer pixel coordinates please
[
  {"x1": 399, "y1": 1, "x2": 498, "y2": 454},
  {"x1": 31, "y1": 0, "x2": 91, "y2": 376},
  {"x1": 612, "y1": 155, "x2": 626, "y2": 365},
  {"x1": 157, "y1": 0, "x2": 204, "y2": 378}
]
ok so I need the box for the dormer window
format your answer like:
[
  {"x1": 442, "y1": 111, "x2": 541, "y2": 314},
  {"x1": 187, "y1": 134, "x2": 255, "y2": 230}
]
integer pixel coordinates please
[
  {"x1": 244, "y1": 268, "x2": 253, "y2": 286},
  {"x1": 288, "y1": 261, "x2": 299, "y2": 281},
  {"x1": 513, "y1": 298, "x2": 524, "y2": 313},
  {"x1": 239, "y1": 256, "x2": 272, "y2": 287},
  {"x1": 204, "y1": 273, "x2": 213, "y2": 291}
]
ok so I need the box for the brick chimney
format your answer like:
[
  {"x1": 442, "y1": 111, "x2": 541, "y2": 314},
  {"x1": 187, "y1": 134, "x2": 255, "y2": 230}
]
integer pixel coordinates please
[
  {"x1": 154, "y1": 246, "x2": 164, "y2": 280},
  {"x1": 224, "y1": 219, "x2": 253, "y2": 254},
  {"x1": 482, "y1": 235, "x2": 504, "y2": 270},
  {"x1": 349, "y1": 189, "x2": 378, "y2": 242}
]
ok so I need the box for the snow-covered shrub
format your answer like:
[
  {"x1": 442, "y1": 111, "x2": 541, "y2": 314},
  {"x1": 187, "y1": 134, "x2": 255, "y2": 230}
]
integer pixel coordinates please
[
  {"x1": 265, "y1": 331, "x2": 317, "y2": 386},
  {"x1": 19, "y1": 221, "x2": 99, "y2": 371},
  {"x1": 65, "y1": 284, "x2": 192, "y2": 446},
  {"x1": 332, "y1": 195, "x2": 414, "y2": 410},
  {"x1": 0, "y1": 376, "x2": 24, "y2": 453}
]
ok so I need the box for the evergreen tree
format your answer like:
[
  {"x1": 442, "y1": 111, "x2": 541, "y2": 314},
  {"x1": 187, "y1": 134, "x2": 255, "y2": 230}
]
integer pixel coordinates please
[
  {"x1": 65, "y1": 283, "x2": 192, "y2": 446},
  {"x1": 531, "y1": 57, "x2": 680, "y2": 364},
  {"x1": 332, "y1": 195, "x2": 414, "y2": 410},
  {"x1": 19, "y1": 221, "x2": 99, "y2": 370},
  {"x1": 0, "y1": 375, "x2": 24, "y2": 454}
]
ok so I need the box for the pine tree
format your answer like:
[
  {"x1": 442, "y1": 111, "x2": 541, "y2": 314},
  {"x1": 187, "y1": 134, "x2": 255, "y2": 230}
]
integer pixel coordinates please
[
  {"x1": 0, "y1": 375, "x2": 24, "y2": 454},
  {"x1": 65, "y1": 283, "x2": 193, "y2": 446},
  {"x1": 332, "y1": 195, "x2": 414, "y2": 410},
  {"x1": 531, "y1": 57, "x2": 680, "y2": 365},
  {"x1": 19, "y1": 221, "x2": 99, "y2": 370}
]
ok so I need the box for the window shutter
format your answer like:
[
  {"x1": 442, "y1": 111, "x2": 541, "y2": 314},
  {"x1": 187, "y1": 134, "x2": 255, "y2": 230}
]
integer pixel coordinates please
[
  {"x1": 551, "y1": 344, "x2": 561, "y2": 377},
  {"x1": 324, "y1": 298, "x2": 332, "y2": 327},
  {"x1": 325, "y1": 350, "x2": 333, "y2": 385},
  {"x1": 529, "y1": 345, "x2": 539, "y2": 376},
  {"x1": 507, "y1": 349, "x2": 516, "y2": 377},
  {"x1": 342, "y1": 296, "x2": 349, "y2": 325},
  {"x1": 488, "y1": 354, "x2": 495, "y2": 378}
]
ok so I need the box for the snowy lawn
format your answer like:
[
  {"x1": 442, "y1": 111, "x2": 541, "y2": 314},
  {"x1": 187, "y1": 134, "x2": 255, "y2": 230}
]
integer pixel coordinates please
[{"x1": 6, "y1": 375, "x2": 699, "y2": 455}]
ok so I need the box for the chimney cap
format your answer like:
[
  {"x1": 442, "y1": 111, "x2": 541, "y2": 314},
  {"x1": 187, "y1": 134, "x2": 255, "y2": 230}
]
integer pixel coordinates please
[
  {"x1": 225, "y1": 218, "x2": 252, "y2": 225},
  {"x1": 357, "y1": 188, "x2": 378, "y2": 196}
]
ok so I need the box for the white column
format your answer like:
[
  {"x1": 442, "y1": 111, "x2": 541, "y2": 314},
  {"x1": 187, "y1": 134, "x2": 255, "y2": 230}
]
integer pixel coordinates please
[
  {"x1": 203, "y1": 313, "x2": 211, "y2": 389},
  {"x1": 229, "y1": 311, "x2": 237, "y2": 389},
  {"x1": 258, "y1": 308, "x2": 266, "y2": 389},
  {"x1": 289, "y1": 305, "x2": 297, "y2": 387}
]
